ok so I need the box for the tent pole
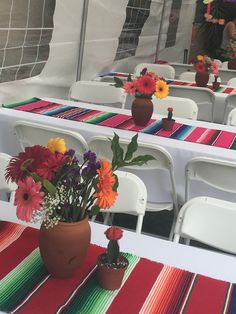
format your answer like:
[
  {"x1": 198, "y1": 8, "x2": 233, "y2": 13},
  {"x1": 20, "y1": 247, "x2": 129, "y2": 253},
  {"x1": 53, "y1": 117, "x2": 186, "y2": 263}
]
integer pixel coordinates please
[
  {"x1": 155, "y1": 0, "x2": 166, "y2": 62},
  {"x1": 76, "y1": 0, "x2": 90, "y2": 81}
]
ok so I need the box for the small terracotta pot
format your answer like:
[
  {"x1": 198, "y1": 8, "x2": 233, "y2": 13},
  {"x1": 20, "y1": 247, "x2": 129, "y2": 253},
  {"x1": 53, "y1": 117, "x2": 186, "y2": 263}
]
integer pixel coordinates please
[
  {"x1": 39, "y1": 218, "x2": 91, "y2": 279},
  {"x1": 162, "y1": 118, "x2": 175, "y2": 131},
  {"x1": 97, "y1": 254, "x2": 129, "y2": 290},
  {"x1": 195, "y1": 71, "x2": 209, "y2": 87},
  {"x1": 131, "y1": 97, "x2": 153, "y2": 126},
  {"x1": 228, "y1": 59, "x2": 236, "y2": 70}
]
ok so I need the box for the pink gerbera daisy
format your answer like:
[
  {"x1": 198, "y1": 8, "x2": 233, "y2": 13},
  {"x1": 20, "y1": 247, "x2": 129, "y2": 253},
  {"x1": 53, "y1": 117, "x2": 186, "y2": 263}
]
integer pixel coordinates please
[
  {"x1": 36, "y1": 153, "x2": 67, "y2": 180},
  {"x1": 5, "y1": 145, "x2": 52, "y2": 183},
  {"x1": 136, "y1": 75, "x2": 156, "y2": 95},
  {"x1": 211, "y1": 62, "x2": 219, "y2": 76},
  {"x1": 195, "y1": 62, "x2": 206, "y2": 73},
  {"x1": 123, "y1": 81, "x2": 137, "y2": 95},
  {"x1": 14, "y1": 177, "x2": 44, "y2": 222}
]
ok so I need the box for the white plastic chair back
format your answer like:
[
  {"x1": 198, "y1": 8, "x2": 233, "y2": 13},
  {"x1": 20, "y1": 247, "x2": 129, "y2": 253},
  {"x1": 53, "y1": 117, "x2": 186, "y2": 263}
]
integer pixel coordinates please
[
  {"x1": 0, "y1": 153, "x2": 17, "y2": 203},
  {"x1": 218, "y1": 68, "x2": 236, "y2": 85},
  {"x1": 68, "y1": 80, "x2": 126, "y2": 109},
  {"x1": 169, "y1": 62, "x2": 194, "y2": 79},
  {"x1": 185, "y1": 156, "x2": 236, "y2": 202},
  {"x1": 222, "y1": 61, "x2": 228, "y2": 69},
  {"x1": 168, "y1": 85, "x2": 215, "y2": 122},
  {"x1": 227, "y1": 77, "x2": 236, "y2": 87},
  {"x1": 134, "y1": 63, "x2": 175, "y2": 79},
  {"x1": 226, "y1": 107, "x2": 236, "y2": 126},
  {"x1": 14, "y1": 121, "x2": 89, "y2": 158},
  {"x1": 223, "y1": 94, "x2": 236, "y2": 124},
  {"x1": 173, "y1": 196, "x2": 236, "y2": 254},
  {"x1": 179, "y1": 71, "x2": 220, "y2": 84},
  {"x1": 89, "y1": 137, "x2": 178, "y2": 239},
  {"x1": 152, "y1": 96, "x2": 198, "y2": 120},
  {"x1": 98, "y1": 170, "x2": 147, "y2": 234}
]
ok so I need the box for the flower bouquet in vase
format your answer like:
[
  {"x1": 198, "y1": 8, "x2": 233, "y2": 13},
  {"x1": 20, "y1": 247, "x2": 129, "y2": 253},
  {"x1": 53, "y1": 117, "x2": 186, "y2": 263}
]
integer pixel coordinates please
[
  {"x1": 192, "y1": 55, "x2": 219, "y2": 87},
  {"x1": 162, "y1": 107, "x2": 175, "y2": 131},
  {"x1": 114, "y1": 68, "x2": 169, "y2": 126},
  {"x1": 97, "y1": 226, "x2": 127, "y2": 290},
  {"x1": 5, "y1": 134, "x2": 154, "y2": 278}
]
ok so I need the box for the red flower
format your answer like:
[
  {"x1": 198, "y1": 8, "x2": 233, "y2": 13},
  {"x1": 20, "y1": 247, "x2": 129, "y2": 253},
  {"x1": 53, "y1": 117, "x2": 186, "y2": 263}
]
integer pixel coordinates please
[
  {"x1": 105, "y1": 227, "x2": 123, "y2": 240},
  {"x1": 136, "y1": 75, "x2": 156, "y2": 95},
  {"x1": 36, "y1": 153, "x2": 67, "y2": 180},
  {"x1": 123, "y1": 81, "x2": 137, "y2": 95},
  {"x1": 168, "y1": 107, "x2": 173, "y2": 112},
  {"x1": 5, "y1": 146, "x2": 52, "y2": 183},
  {"x1": 195, "y1": 62, "x2": 206, "y2": 73}
]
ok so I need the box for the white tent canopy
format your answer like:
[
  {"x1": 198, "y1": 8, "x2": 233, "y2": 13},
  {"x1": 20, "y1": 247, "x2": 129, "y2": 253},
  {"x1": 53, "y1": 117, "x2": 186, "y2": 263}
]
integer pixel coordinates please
[{"x1": 0, "y1": 0, "x2": 196, "y2": 104}]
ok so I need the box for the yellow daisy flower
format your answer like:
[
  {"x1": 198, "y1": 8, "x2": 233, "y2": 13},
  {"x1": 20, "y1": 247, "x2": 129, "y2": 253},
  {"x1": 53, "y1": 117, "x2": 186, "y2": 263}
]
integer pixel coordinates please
[
  {"x1": 47, "y1": 138, "x2": 66, "y2": 154},
  {"x1": 197, "y1": 55, "x2": 204, "y2": 61},
  {"x1": 155, "y1": 80, "x2": 169, "y2": 99}
]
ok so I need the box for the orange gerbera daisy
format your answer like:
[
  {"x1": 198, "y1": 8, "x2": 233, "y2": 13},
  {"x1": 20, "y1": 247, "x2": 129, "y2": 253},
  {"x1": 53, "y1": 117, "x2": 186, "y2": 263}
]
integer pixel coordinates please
[{"x1": 93, "y1": 159, "x2": 118, "y2": 209}]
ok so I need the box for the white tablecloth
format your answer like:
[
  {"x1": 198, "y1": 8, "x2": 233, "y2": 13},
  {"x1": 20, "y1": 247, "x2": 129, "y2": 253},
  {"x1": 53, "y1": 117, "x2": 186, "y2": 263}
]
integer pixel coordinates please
[
  {"x1": 1, "y1": 97, "x2": 236, "y2": 205},
  {"x1": 1, "y1": 197, "x2": 236, "y2": 283}
]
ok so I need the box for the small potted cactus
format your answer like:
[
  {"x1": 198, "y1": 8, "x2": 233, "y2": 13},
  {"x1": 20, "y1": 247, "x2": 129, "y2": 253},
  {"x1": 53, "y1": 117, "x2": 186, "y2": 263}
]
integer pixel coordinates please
[
  {"x1": 97, "y1": 226, "x2": 128, "y2": 290},
  {"x1": 162, "y1": 107, "x2": 175, "y2": 131},
  {"x1": 212, "y1": 75, "x2": 220, "y2": 91}
]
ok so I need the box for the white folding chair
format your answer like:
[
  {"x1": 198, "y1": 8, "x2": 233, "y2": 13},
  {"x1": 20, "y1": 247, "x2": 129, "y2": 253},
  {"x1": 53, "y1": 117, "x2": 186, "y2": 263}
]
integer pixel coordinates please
[
  {"x1": 134, "y1": 63, "x2": 175, "y2": 79},
  {"x1": 218, "y1": 68, "x2": 236, "y2": 85},
  {"x1": 179, "y1": 72, "x2": 221, "y2": 84},
  {"x1": 173, "y1": 196, "x2": 236, "y2": 254},
  {"x1": 168, "y1": 85, "x2": 215, "y2": 122},
  {"x1": 226, "y1": 107, "x2": 236, "y2": 126},
  {"x1": 227, "y1": 77, "x2": 236, "y2": 87},
  {"x1": 92, "y1": 170, "x2": 147, "y2": 234},
  {"x1": 185, "y1": 156, "x2": 236, "y2": 202},
  {"x1": 152, "y1": 95, "x2": 198, "y2": 120},
  {"x1": 169, "y1": 62, "x2": 194, "y2": 79},
  {"x1": 222, "y1": 61, "x2": 228, "y2": 69},
  {"x1": 68, "y1": 80, "x2": 127, "y2": 109},
  {"x1": 14, "y1": 121, "x2": 89, "y2": 158},
  {"x1": 89, "y1": 137, "x2": 178, "y2": 239},
  {"x1": 223, "y1": 94, "x2": 236, "y2": 124},
  {"x1": 0, "y1": 153, "x2": 17, "y2": 203}
]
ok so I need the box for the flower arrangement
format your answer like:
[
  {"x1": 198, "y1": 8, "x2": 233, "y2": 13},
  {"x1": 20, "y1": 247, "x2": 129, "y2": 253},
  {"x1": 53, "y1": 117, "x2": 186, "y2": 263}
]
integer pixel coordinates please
[
  {"x1": 192, "y1": 55, "x2": 219, "y2": 75},
  {"x1": 113, "y1": 68, "x2": 169, "y2": 99},
  {"x1": 5, "y1": 134, "x2": 154, "y2": 228},
  {"x1": 222, "y1": 46, "x2": 236, "y2": 61}
]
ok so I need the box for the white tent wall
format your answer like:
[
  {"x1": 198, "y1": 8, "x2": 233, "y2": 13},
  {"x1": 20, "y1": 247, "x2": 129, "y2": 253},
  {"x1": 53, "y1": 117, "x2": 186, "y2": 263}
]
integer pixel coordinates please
[{"x1": 0, "y1": 0, "x2": 196, "y2": 105}]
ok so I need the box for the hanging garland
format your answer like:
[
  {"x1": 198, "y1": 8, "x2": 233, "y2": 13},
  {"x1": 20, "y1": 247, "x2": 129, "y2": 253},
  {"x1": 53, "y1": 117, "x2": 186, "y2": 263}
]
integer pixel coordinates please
[{"x1": 203, "y1": 0, "x2": 225, "y2": 24}]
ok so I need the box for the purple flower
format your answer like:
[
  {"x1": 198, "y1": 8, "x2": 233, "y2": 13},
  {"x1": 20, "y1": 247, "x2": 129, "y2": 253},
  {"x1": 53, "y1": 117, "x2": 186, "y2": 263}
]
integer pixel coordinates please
[
  {"x1": 83, "y1": 151, "x2": 97, "y2": 162},
  {"x1": 82, "y1": 161, "x2": 100, "y2": 177}
]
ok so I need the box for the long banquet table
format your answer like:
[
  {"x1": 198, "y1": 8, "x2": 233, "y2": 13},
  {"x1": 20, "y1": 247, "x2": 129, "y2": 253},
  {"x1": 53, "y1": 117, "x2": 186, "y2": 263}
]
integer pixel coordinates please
[
  {"x1": 96, "y1": 71, "x2": 235, "y2": 124},
  {"x1": 1, "y1": 199, "x2": 236, "y2": 313},
  {"x1": 1, "y1": 97, "x2": 236, "y2": 206}
]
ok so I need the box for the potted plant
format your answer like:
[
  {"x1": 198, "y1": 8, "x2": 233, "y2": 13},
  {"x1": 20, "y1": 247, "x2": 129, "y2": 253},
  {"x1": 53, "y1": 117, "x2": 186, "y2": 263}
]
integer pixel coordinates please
[
  {"x1": 114, "y1": 68, "x2": 169, "y2": 126},
  {"x1": 97, "y1": 226, "x2": 128, "y2": 290},
  {"x1": 212, "y1": 75, "x2": 220, "y2": 91},
  {"x1": 5, "y1": 134, "x2": 154, "y2": 278},
  {"x1": 192, "y1": 55, "x2": 219, "y2": 87},
  {"x1": 162, "y1": 107, "x2": 175, "y2": 131}
]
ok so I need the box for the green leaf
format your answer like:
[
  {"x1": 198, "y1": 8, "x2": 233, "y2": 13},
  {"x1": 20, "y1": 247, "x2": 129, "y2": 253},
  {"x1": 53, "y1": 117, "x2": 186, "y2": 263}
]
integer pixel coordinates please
[
  {"x1": 113, "y1": 173, "x2": 119, "y2": 192},
  {"x1": 113, "y1": 77, "x2": 124, "y2": 88},
  {"x1": 111, "y1": 133, "x2": 124, "y2": 169},
  {"x1": 126, "y1": 155, "x2": 156, "y2": 167},
  {"x1": 127, "y1": 73, "x2": 132, "y2": 82},
  {"x1": 124, "y1": 133, "x2": 138, "y2": 161},
  {"x1": 43, "y1": 179, "x2": 57, "y2": 194},
  {"x1": 90, "y1": 205, "x2": 100, "y2": 216}
]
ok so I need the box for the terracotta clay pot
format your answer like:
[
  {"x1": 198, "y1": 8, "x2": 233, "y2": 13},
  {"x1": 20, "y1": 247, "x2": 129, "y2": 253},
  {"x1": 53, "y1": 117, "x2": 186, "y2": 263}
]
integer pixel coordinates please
[
  {"x1": 162, "y1": 118, "x2": 175, "y2": 131},
  {"x1": 228, "y1": 59, "x2": 236, "y2": 70},
  {"x1": 97, "y1": 253, "x2": 129, "y2": 290},
  {"x1": 131, "y1": 97, "x2": 153, "y2": 126},
  {"x1": 195, "y1": 71, "x2": 209, "y2": 87},
  {"x1": 39, "y1": 218, "x2": 91, "y2": 278}
]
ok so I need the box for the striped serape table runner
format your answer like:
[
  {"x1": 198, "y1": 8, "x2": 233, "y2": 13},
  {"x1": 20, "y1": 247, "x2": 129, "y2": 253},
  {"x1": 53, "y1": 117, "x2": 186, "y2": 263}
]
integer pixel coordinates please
[
  {"x1": 167, "y1": 79, "x2": 236, "y2": 94},
  {"x1": 1, "y1": 221, "x2": 236, "y2": 314},
  {"x1": 3, "y1": 98, "x2": 236, "y2": 151}
]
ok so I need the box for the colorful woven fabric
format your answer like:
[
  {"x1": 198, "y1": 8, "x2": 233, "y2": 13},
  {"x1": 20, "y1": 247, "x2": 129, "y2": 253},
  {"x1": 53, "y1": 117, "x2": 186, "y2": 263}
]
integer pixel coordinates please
[
  {"x1": 3, "y1": 97, "x2": 236, "y2": 151},
  {"x1": 0, "y1": 221, "x2": 236, "y2": 314}
]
